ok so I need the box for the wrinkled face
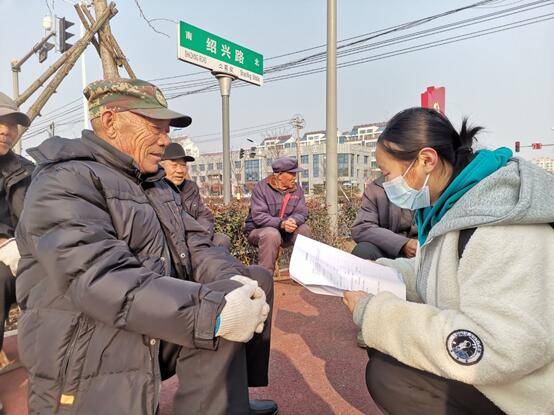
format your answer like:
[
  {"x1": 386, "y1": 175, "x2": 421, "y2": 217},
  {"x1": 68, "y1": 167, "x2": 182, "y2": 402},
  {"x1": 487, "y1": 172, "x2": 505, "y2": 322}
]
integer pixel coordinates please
[
  {"x1": 276, "y1": 171, "x2": 297, "y2": 189},
  {"x1": 0, "y1": 116, "x2": 19, "y2": 156},
  {"x1": 101, "y1": 111, "x2": 171, "y2": 174},
  {"x1": 160, "y1": 158, "x2": 188, "y2": 186}
]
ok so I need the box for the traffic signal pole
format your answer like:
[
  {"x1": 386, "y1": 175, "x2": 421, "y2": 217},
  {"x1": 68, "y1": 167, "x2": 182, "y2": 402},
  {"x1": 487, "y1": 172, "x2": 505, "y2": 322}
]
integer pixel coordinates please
[
  {"x1": 10, "y1": 31, "x2": 56, "y2": 154},
  {"x1": 215, "y1": 73, "x2": 235, "y2": 205}
]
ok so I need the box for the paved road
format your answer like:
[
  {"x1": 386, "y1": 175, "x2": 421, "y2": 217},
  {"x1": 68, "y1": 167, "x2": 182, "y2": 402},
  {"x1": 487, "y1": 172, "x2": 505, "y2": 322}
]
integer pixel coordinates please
[{"x1": 0, "y1": 280, "x2": 382, "y2": 414}]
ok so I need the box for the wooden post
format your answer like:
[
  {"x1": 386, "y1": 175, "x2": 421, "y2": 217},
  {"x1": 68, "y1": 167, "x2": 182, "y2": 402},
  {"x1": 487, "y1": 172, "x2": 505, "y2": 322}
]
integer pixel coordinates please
[
  {"x1": 92, "y1": 0, "x2": 119, "y2": 79},
  {"x1": 79, "y1": 3, "x2": 136, "y2": 79},
  {"x1": 16, "y1": 3, "x2": 118, "y2": 144}
]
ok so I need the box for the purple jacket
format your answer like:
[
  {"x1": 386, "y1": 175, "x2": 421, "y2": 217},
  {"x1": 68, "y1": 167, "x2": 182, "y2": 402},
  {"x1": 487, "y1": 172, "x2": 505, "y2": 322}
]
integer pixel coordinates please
[
  {"x1": 244, "y1": 176, "x2": 308, "y2": 234},
  {"x1": 351, "y1": 176, "x2": 417, "y2": 257}
]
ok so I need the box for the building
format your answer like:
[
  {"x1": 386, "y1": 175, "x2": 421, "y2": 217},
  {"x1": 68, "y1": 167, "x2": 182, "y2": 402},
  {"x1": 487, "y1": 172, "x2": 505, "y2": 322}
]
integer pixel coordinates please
[
  {"x1": 532, "y1": 157, "x2": 554, "y2": 174},
  {"x1": 188, "y1": 121, "x2": 386, "y2": 197}
]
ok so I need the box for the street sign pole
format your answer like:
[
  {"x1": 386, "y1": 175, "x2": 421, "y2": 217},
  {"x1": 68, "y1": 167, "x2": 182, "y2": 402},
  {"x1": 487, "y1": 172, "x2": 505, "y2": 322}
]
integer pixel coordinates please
[
  {"x1": 177, "y1": 21, "x2": 263, "y2": 204},
  {"x1": 215, "y1": 73, "x2": 235, "y2": 204}
]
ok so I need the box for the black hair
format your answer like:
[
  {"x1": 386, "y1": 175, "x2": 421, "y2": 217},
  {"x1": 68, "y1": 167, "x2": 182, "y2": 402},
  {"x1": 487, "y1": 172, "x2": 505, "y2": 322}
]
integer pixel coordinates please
[{"x1": 377, "y1": 107, "x2": 483, "y2": 175}]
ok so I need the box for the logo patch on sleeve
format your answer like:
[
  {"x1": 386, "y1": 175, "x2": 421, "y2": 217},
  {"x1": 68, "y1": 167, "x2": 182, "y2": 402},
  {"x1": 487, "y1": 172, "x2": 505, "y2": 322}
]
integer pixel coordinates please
[{"x1": 446, "y1": 330, "x2": 483, "y2": 365}]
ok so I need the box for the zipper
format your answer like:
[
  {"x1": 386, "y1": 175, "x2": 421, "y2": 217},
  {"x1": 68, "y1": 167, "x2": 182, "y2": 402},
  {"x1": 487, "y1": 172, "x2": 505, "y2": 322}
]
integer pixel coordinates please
[{"x1": 57, "y1": 316, "x2": 82, "y2": 410}]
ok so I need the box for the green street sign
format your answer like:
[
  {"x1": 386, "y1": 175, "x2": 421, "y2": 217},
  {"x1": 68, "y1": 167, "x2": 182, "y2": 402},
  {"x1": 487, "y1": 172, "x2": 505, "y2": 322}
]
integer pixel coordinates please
[{"x1": 178, "y1": 21, "x2": 263, "y2": 86}]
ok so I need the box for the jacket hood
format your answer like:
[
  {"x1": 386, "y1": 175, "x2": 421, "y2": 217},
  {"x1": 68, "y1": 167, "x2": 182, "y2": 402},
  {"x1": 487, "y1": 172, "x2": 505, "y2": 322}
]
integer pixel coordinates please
[
  {"x1": 427, "y1": 157, "x2": 554, "y2": 242},
  {"x1": 27, "y1": 130, "x2": 165, "y2": 183}
]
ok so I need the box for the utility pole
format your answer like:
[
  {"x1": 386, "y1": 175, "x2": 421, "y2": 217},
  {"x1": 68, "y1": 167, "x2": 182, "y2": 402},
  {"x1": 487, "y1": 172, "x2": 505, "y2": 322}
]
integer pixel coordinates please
[
  {"x1": 10, "y1": 30, "x2": 56, "y2": 154},
  {"x1": 291, "y1": 114, "x2": 305, "y2": 162},
  {"x1": 80, "y1": 2, "x2": 90, "y2": 129},
  {"x1": 48, "y1": 122, "x2": 55, "y2": 137},
  {"x1": 326, "y1": 0, "x2": 338, "y2": 233},
  {"x1": 215, "y1": 74, "x2": 235, "y2": 205},
  {"x1": 92, "y1": 0, "x2": 119, "y2": 79}
]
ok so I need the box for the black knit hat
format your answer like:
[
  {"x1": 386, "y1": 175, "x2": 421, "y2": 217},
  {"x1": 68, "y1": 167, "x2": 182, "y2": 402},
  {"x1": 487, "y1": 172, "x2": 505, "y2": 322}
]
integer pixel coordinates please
[{"x1": 161, "y1": 142, "x2": 195, "y2": 162}]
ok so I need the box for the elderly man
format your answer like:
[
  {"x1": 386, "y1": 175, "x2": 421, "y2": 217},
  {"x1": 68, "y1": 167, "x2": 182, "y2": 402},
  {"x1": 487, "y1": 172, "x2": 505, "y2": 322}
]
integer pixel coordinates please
[
  {"x1": 245, "y1": 157, "x2": 311, "y2": 273},
  {"x1": 0, "y1": 92, "x2": 34, "y2": 414},
  {"x1": 16, "y1": 79, "x2": 277, "y2": 415},
  {"x1": 160, "y1": 142, "x2": 231, "y2": 250}
]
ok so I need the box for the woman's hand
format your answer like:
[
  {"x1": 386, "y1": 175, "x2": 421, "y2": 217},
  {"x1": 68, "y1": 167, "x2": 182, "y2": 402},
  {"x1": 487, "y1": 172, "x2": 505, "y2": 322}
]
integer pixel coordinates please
[{"x1": 343, "y1": 291, "x2": 369, "y2": 314}]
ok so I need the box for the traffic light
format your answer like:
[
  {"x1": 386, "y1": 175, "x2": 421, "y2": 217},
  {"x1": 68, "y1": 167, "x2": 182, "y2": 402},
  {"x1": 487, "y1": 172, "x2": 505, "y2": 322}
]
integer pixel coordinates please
[
  {"x1": 58, "y1": 17, "x2": 75, "y2": 53},
  {"x1": 532, "y1": 143, "x2": 543, "y2": 150},
  {"x1": 515, "y1": 141, "x2": 520, "y2": 153},
  {"x1": 239, "y1": 149, "x2": 245, "y2": 159},
  {"x1": 249, "y1": 146, "x2": 256, "y2": 158}
]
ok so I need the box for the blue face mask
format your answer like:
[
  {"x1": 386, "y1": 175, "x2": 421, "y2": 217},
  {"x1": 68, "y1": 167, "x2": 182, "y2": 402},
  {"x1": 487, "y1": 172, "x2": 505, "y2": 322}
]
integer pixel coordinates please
[{"x1": 382, "y1": 159, "x2": 431, "y2": 210}]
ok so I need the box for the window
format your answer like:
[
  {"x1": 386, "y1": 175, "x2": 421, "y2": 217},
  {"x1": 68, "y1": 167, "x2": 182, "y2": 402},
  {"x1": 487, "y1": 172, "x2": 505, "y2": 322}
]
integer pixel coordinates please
[
  {"x1": 339, "y1": 136, "x2": 346, "y2": 144},
  {"x1": 302, "y1": 168, "x2": 309, "y2": 178},
  {"x1": 190, "y1": 165, "x2": 197, "y2": 173},
  {"x1": 313, "y1": 154, "x2": 321, "y2": 178},
  {"x1": 350, "y1": 154, "x2": 355, "y2": 177},
  {"x1": 356, "y1": 155, "x2": 360, "y2": 164},
  {"x1": 217, "y1": 162, "x2": 223, "y2": 170},
  {"x1": 301, "y1": 155, "x2": 309, "y2": 165},
  {"x1": 266, "y1": 158, "x2": 273, "y2": 167},
  {"x1": 235, "y1": 160, "x2": 241, "y2": 169},
  {"x1": 208, "y1": 163, "x2": 214, "y2": 171},
  {"x1": 364, "y1": 155, "x2": 369, "y2": 165},
  {"x1": 338, "y1": 154, "x2": 349, "y2": 177},
  {"x1": 244, "y1": 159, "x2": 260, "y2": 182},
  {"x1": 199, "y1": 164, "x2": 205, "y2": 172}
]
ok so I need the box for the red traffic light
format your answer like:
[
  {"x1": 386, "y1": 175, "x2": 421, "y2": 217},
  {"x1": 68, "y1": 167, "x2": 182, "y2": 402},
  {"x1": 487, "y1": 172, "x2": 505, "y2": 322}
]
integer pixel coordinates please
[
  {"x1": 532, "y1": 143, "x2": 543, "y2": 150},
  {"x1": 515, "y1": 141, "x2": 520, "y2": 152}
]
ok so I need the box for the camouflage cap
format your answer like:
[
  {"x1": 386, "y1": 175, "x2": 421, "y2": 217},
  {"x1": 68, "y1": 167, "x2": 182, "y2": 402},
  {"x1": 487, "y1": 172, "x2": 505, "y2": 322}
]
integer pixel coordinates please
[{"x1": 83, "y1": 78, "x2": 192, "y2": 128}]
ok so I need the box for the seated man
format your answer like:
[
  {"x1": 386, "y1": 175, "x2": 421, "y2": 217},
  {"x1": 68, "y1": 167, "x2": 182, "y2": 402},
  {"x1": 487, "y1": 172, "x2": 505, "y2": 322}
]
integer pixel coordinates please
[
  {"x1": 16, "y1": 79, "x2": 276, "y2": 415},
  {"x1": 245, "y1": 157, "x2": 311, "y2": 273},
  {"x1": 160, "y1": 142, "x2": 231, "y2": 250},
  {"x1": 351, "y1": 175, "x2": 418, "y2": 260},
  {"x1": 0, "y1": 92, "x2": 34, "y2": 415}
]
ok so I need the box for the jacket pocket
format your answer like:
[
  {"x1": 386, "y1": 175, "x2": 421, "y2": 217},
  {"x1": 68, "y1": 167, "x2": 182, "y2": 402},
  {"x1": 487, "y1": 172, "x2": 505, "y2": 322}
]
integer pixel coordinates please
[{"x1": 34, "y1": 310, "x2": 82, "y2": 380}]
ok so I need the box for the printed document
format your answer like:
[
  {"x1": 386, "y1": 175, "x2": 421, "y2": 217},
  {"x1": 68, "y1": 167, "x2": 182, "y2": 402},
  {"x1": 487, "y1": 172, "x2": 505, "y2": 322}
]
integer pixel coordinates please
[{"x1": 289, "y1": 235, "x2": 406, "y2": 299}]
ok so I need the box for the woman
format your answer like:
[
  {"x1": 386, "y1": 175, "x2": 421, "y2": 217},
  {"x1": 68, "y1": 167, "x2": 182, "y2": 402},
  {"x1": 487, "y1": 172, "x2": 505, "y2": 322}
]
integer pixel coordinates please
[{"x1": 343, "y1": 107, "x2": 554, "y2": 415}]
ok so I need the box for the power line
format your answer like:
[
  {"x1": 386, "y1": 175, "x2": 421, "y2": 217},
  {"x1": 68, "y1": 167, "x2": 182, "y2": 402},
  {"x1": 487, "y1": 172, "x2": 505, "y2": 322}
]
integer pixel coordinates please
[{"x1": 165, "y1": 6, "x2": 553, "y2": 99}]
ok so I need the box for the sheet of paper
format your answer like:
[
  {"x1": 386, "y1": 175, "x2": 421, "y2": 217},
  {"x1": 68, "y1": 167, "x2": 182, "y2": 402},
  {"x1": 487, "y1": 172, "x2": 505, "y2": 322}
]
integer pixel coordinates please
[{"x1": 289, "y1": 235, "x2": 406, "y2": 299}]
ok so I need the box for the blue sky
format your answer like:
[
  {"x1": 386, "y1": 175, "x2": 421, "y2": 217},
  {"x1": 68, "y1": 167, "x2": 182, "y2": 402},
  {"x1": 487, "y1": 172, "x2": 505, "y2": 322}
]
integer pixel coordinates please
[{"x1": 1, "y1": 0, "x2": 552, "y2": 158}]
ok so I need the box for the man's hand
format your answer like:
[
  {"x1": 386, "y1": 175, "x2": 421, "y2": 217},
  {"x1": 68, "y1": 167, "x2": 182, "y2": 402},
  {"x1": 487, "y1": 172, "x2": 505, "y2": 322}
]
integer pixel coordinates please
[
  {"x1": 402, "y1": 239, "x2": 418, "y2": 258},
  {"x1": 343, "y1": 291, "x2": 368, "y2": 314},
  {"x1": 216, "y1": 279, "x2": 270, "y2": 343},
  {"x1": 280, "y1": 218, "x2": 297, "y2": 233},
  {"x1": 0, "y1": 238, "x2": 20, "y2": 276}
]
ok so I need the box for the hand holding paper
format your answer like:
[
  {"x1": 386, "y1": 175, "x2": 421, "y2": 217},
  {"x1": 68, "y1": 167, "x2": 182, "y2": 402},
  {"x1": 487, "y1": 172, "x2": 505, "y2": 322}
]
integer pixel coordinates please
[{"x1": 289, "y1": 235, "x2": 406, "y2": 299}]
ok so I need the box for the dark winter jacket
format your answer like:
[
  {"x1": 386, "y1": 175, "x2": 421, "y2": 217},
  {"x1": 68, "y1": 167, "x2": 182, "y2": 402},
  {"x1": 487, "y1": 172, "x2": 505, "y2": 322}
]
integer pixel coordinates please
[
  {"x1": 244, "y1": 175, "x2": 308, "y2": 234},
  {"x1": 351, "y1": 176, "x2": 417, "y2": 257},
  {"x1": 15, "y1": 130, "x2": 248, "y2": 415},
  {"x1": 178, "y1": 179, "x2": 215, "y2": 239},
  {"x1": 0, "y1": 150, "x2": 34, "y2": 238}
]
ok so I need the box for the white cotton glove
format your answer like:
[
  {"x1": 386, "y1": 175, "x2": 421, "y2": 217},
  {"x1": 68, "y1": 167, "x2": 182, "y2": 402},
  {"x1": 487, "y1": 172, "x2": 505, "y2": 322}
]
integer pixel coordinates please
[
  {"x1": 0, "y1": 239, "x2": 20, "y2": 276},
  {"x1": 216, "y1": 278, "x2": 270, "y2": 343},
  {"x1": 230, "y1": 275, "x2": 270, "y2": 333}
]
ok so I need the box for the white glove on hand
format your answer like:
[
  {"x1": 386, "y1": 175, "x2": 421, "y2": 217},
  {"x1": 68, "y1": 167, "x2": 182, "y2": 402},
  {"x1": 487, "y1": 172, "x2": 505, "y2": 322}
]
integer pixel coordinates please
[
  {"x1": 0, "y1": 239, "x2": 20, "y2": 276},
  {"x1": 230, "y1": 275, "x2": 269, "y2": 333},
  {"x1": 216, "y1": 281, "x2": 270, "y2": 343}
]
